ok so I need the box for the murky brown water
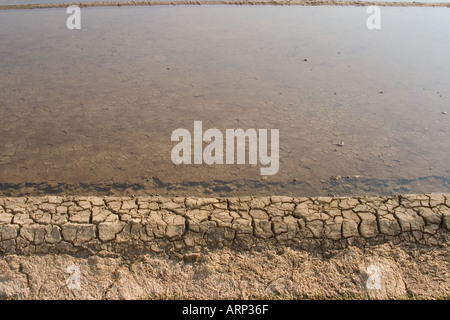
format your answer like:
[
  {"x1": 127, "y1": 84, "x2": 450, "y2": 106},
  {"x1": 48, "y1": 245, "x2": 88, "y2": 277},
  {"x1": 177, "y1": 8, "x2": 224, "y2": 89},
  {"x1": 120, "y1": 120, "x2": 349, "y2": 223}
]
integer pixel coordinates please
[{"x1": 0, "y1": 6, "x2": 449, "y2": 196}]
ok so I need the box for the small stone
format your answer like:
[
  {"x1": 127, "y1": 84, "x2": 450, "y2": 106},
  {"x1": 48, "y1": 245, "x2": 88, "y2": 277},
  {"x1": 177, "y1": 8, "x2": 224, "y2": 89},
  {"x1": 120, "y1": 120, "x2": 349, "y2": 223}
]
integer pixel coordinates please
[{"x1": 183, "y1": 253, "x2": 201, "y2": 263}]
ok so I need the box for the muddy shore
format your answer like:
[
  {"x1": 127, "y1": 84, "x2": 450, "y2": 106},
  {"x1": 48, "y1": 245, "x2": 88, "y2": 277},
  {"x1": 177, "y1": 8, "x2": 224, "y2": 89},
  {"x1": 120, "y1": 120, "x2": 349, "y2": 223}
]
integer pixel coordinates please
[{"x1": 0, "y1": 194, "x2": 448, "y2": 299}]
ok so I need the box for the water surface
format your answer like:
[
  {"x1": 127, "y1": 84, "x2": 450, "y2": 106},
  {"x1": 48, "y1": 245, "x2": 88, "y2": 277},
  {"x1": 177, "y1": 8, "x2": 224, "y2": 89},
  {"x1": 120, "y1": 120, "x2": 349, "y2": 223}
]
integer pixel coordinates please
[{"x1": 0, "y1": 6, "x2": 449, "y2": 196}]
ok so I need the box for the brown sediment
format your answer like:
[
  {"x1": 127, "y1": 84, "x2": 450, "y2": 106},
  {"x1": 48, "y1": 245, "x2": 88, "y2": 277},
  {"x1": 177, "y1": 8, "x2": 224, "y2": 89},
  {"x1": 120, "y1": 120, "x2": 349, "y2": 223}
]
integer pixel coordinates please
[
  {"x1": 1, "y1": 6, "x2": 449, "y2": 197},
  {"x1": 0, "y1": 1, "x2": 450, "y2": 10},
  {"x1": 0, "y1": 194, "x2": 448, "y2": 299}
]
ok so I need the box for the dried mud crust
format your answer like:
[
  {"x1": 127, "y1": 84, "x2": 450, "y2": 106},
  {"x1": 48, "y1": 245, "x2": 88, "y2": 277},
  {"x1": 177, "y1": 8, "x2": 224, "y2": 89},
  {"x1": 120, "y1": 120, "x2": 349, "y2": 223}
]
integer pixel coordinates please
[
  {"x1": 0, "y1": 194, "x2": 448, "y2": 299},
  {"x1": 0, "y1": 194, "x2": 448, "y2": 257},
  {"x1": 0, "y1": 244, "x2": 449, "y2": 299},
  {"x1": 1, "y1": 1, "x2": 450, "y2": 10}
]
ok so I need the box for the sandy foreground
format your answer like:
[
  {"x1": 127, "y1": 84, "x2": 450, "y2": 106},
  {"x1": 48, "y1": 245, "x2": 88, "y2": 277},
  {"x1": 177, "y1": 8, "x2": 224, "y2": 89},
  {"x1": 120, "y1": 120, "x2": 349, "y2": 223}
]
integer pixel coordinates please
[{"x1": 0, "y1": 194, "x2": 448, "y2": 299}]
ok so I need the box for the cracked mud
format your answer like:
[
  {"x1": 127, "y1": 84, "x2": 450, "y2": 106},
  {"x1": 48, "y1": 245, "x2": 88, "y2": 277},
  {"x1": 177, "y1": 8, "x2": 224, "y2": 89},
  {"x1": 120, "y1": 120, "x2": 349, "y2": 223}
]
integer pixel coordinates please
[{"x1": 0, "y1": 194, "x2": 448, "y2": 299}]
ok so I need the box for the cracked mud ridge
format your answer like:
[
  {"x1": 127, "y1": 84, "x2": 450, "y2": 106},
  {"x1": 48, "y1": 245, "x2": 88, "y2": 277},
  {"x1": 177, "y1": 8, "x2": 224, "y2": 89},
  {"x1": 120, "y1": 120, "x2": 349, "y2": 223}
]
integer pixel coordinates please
[{"x1": 0, "y1": 194, "x2": 448, "y2": 299}]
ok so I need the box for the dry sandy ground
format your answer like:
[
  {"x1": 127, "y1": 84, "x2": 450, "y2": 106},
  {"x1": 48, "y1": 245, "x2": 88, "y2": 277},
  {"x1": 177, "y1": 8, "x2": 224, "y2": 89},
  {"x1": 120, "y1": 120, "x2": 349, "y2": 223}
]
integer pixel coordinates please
[
  {"x1": 0, "y1": 244, "x2": 448, "y2": 299},
  {"x1": 0, "y1": 195, "x2": 448, "y2": 299}
]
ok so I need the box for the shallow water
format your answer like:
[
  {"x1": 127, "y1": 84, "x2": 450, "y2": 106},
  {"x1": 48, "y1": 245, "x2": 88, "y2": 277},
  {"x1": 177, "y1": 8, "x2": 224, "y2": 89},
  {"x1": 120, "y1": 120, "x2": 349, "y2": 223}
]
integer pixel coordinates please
[{"x1": 0, "y1": 6, "x2": 449, "y2": 196}]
